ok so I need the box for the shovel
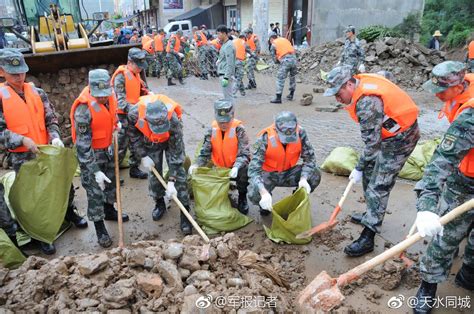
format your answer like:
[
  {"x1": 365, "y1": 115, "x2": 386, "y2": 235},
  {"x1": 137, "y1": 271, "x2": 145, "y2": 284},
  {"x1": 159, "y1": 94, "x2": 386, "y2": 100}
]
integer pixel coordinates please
[
  {"x1": 113, "y1": 133, "x2": 125, "y2": 248},
  {"x1": 297, "y1": 199, "x2": 474, "y2": 312},
  {"x1": 296, "y1": 179, "x2": 355, "y2": 239}
]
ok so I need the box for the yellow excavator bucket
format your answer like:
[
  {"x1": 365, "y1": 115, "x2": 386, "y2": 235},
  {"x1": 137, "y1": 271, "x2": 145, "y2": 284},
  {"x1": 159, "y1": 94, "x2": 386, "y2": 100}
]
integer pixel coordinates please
[{"x1": 38, "y1": 14, "x2": 75, "y2": 35}]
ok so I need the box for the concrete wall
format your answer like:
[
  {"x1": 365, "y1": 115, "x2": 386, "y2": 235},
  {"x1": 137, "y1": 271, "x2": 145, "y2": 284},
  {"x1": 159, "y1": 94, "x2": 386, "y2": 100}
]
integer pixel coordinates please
[
  {"x1": 158, "y1": 0, "x2": 200, "y2": 26},
  {"x1": 240, "y1": 0, "x2": 252, "y2": 31},
  {"x1": 311, "y1": 0, "x2": 424, "y2": 45}
]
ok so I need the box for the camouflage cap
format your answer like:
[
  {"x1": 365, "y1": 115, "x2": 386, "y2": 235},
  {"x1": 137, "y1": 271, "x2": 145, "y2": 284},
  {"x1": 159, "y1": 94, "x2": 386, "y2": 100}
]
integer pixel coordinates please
[
  {"x1": 0, "y1": 49, "x2": 29, "y2": 74},
  {"x1": 128, "y1": 47, "x2": 148, "y2": 70},
  {"x1": 89, "y1": 69, "x2": 112, "y2": 97},
  {"x1": 145, "y1": 100, "x2": 170, "y2": 134},
  {"x1": 422, "y1": 61, "x2": 466, "y2": 93},
  {"x1": 244, "y1": 28, "x2": 253, "y2": 34},
  {"x1": 345, "y1": 25, "x2": 355, "y2": 34},
  {"x1": 274, "y1": 111, "x2": 298, "y2": 144},
  {"x1": 214, "y1": 99, "x2": 234, "y2": 123},
  {"x1": 323, "y1": 65, "x2": 353, "y2": 97}
]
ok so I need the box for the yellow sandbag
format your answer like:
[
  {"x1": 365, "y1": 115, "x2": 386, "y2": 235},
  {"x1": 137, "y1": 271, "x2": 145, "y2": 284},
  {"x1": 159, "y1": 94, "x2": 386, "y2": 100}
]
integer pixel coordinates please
[{"x1": 321, "y1": 147, "x2": 359, "y2": 176}]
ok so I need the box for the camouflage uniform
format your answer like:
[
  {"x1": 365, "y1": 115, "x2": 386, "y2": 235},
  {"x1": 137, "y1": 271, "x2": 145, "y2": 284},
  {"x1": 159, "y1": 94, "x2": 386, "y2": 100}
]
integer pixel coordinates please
[
  {"x1": 248, "y1": 113, "x2": 321, "y2": 205},
  {"x1": 194, "y1": 31, "x2": 209, "y2": 77},
  {"x1": 245, "y1": 31, "x2": 260, "y2": 86},
  {"x1": 232, "y1": 40, "x2": 252, "y2": 96},
  {"x1": 166, "y1": 36, "x2": 182, "y2": 79},
  {"x1": 209, "y1": 45, "x2": 219, "y2": 76},
  {"x1": 272, "y1": 50, "x2": 297, "y2": 95},
  {"x1": 339, "y1": 37, "x2": 365, "y2": 74},
  {"x1": 217, "y1": 38, "x2": 236, "y2": 100}
]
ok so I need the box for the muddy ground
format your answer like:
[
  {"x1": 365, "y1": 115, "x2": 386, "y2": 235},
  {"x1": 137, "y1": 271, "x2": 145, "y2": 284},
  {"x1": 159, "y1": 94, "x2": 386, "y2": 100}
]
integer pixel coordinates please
[{"x1": 4, "y1": 72, "x2": 473, "y2": 313}]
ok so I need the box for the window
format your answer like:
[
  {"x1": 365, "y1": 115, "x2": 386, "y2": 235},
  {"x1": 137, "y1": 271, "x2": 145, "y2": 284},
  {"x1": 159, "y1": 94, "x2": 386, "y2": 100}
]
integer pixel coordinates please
[
  {"x1": 182, "y1": 23, "x2": 189, "y2": 30},
  {"x1": 170, "y1": 25, "x2": 179, "y2": 32}
]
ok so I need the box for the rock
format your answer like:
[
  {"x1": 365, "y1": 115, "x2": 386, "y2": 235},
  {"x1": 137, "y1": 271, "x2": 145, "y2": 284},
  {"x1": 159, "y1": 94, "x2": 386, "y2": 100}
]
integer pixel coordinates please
[
  {"x1": 405, "y1": 53, "x2": 421, "y2": 66},
  {"x1": 309, "y1": 61, "x2": 319, "y2": 70},
  {"x1": 312, "y1": 86, "x2": 325, "y2": 93},
  {"x1": 76, "y1": 298, "x2": 100, "y2": 310},
  {"x1": 227, "y1": 278, "x2": 246, "y2": 287},
  {"x1": 300, "y1": 93, "x2": 313, "y2": 106},
  {"x1": 77, "y1": 254, "x2": 109, "y2": 276},
  {"x1": 103, "y1": 278, "x2": 135, "y2": 305},
  {"x1": 181, "y1": 294, "x2": 202, "y2": 313},
  {"x1": 184, "y1": 284, "x2": 198, "y2": 296},
  {"x1": 375, "y1": 41, "x2": 388, "y2": 55},
  {"x1": 179, "y1": 250, "x2": 201, "y2": 271},
  {"x1": 136, "y1": 273, "x2": 163, "y2": 297},
  {"x1": 261, "y1": 278, "x2": 274, "y2": 290},
  {"x1": 182, "y1": 235, "x2": 203, "y2": 246},
  {"x1": 384, "y1": 37, "x2": 397, "y2": 46},
  {"x1": 125, "y1": 248, "x2": 146, "y2": 267},
  {"x1": 186, "y1": 270, "x2": 215, "y2": 285},
  {"x1": 216, "y1": 243, "x2": 231, "y2": 259},
  {"x1": 365, "y1": 55, "x2": 377, "y2": 62},
  {"x1": 163, "y1": 243, "x2": 184, "y2": 260},
  {"x1": 179, "y1": 267, "x2": 191, "y2": 279},
  {"x1": 155, "y1": 260, "x2": 183, "y2": 291}
]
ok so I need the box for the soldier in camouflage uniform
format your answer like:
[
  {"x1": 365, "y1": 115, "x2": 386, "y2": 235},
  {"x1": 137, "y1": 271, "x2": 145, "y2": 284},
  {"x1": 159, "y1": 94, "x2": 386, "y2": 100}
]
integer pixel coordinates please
[
  {"x1": 411, "y1": 61, "x2": 474, "y2": 313},
  {"x1": 192, "y1": 26, "x2": 210, "y2": 80},
  {"x1": 269, "y1": 35, "x2": 297, "y2": 103},
  {"x1": 189, "y1": 100, "x2": 251, "y2": 214},
  {"x1": 244, "y1": 28, "x2": 260, "y2": 89},
  {"x1": 248, "y1": 111, "x2": 321, "y2": 215},
  {"x1": 127, "y1": 96, "x2": 193, "y2": 235},
  {"x1": 216, "y1": 25, "x2": 236, "y2": 101},
  {"x1": 112, "y1": 48, "x2": 150, "y2": 180},
  {"x1": 154, "y1": 29, "x2": 167, "y2": 78},
  {"x1": 339, "y1": 25, "x2": 366, "y2": 74},
  {"x1": 71, "y1": 69, "x2": 130, "y2": 248},
  {"x1": 232, "y1": 34, "x2": 252, "y2": 97},
  {"x1": 166, "y1": 30, "x2": 185, "y2": 86},
  {"x1": 324, "y1": 65, "x2": 420, "y2": 257},
  {"x1": 0, "y1": 49, "x2": 87, "y2": 255}
]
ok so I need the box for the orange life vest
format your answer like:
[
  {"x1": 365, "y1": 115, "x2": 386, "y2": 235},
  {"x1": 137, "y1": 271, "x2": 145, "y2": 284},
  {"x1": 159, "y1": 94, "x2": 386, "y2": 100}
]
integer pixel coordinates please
[
  {"x1": 141, "y1": 35, "x2": 152, "y2": 45},
  {"x1": 259, "y1": 124, "x2": 301, "y2": 172},
  {"x1": 246, "y1": 34, "x2": 258, "y2": 52},
  {"x1": 439, "y1": 74, "x2": 474, "y2": 123},
  {"x1": 70, "y1": 86, "x2": 118, "y2": 149},
  {"x1": 210, "y1": 38, "x2": 221, "y2": 51},
  {"x1": 273, "y1": 37, "x2": 295, "y2": 61},
  {"x1": 166, "y1": 34, "x2": 181, "y2": 53},
  {"x1": 234, "y1": 38, "x2": 246, "y2": 61},
  {"x1": 346, "y1": 74, "x2": 419, "y2": 139},
  {"x1": 0, "y1": 83, "x2": 48, "y2": 152},
  {"x1": 135, "y1": 95, "x2": 182, "y2": 143},
  {"x1": 452, "y1": 99, "x2": 474, "y2": 177},
  {"x1": 469, "y1": 41, "x2": 474, "y2": 59},
  {"x1": 193, "y1": 31, "x2": 208, "y2": 47},
  {"x1": 154, "y1": 34, "x2": 164, "y2": 52},
  {"x1": 148, "y1": 94, "x2": 183, "y2": 120},
  {"x1": 143, "y1": 39, "x2": 154, "y2": 54},
  {"x1": 210, "y1": 119, "x2": 242, "y2": 168},
  {"x1": 111, "y1": 65, "x2": 147, "y2": 114}
]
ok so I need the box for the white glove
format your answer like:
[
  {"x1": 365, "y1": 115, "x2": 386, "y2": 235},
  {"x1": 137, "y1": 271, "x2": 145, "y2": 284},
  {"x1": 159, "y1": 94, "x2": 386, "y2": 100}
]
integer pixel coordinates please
[
  {"x1": 415, "y1": 211, "x2": 443, "y2": 237},
  {"x1": 298, "y1": 178, "x2": 311, "y2": 194},
  {"x1": 165, "y1": 181, "x2": 178, "y2": 199},
  {"x1": 358, "y1": 63, "x2": 366, "y2": 73},
  {"x1": 188, "y1": 164, "x2": 198, "y2": 176},
  {"x1": 229, "y1": 167, "x2": 238, "y2": 179},
  {"x1": 178, "y1": 52, "x2": 184, "y2": 58},
  {"x1": 336, "y1": 61, "x2": 341, "y2": 66},
  {"x1": 94, "y1": 171, "x2": 111, "y2": 191},
  {"x1": 259, "y1": 192, "x2": 273, "y2": 211},
  {"x1": 139, "y1": 156, "x2": 155, "y2": 173},
  {"x1": 116, "y1": 121, "x2": 122, "y2": 130},
  {"x1": 51, "y1": 138, "x2": 64, "y2": 147},
  {"x1": 349, "y1": 169, "x2": 363, "y2": 183}
]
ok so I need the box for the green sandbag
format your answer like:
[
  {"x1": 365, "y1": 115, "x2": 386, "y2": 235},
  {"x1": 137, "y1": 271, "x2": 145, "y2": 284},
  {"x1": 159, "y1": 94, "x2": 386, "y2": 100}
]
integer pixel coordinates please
[
  {"x1": 263, "y1": 188, "x2": 312, "y2": 244},
  {"x1": 399, "y1": 139, "x2": 440, "y2": 181},
  {"x1": 321, "y1": 147, "x2": 359, "y2": 176},
  {"x1": 0, "y1": 229, "x2": 26, "y2": 269},
  {"x1": 256, "y1": 59, "x2": 270, "y2": 71},
  {"x1": 9, "y1": 145, "x2": 78, "y2": 244},
  {"x1": 0, "y1": 172, "x2": 16, "y2": 219},
  {"x1": 192, "y1": 167, "x2": 252, "y2": 235}
]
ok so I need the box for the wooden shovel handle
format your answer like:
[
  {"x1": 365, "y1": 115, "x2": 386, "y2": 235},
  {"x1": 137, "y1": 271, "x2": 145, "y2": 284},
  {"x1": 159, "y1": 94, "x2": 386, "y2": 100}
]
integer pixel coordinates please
[
  {"x1": 329, "y1": 179, "x2": 355, "y2": 223},
  {"x1": 113, "y1": 133, "x2": 124, "y2": 248}
]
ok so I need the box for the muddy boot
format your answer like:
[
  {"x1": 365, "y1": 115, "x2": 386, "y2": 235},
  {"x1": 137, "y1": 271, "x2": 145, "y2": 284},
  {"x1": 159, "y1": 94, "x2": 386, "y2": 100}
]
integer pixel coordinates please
[
  {"x1": 270, "y1": 94, "x2": 282, "y2": 104},
  {"x1": 251, "y1": 79, "x2": 257, "y2": 89},
  {"x1": 245, "y1": 82, "x2": 253, "y2": 90},
  {"x1": 104, "y1": 203, "x2": 129, "y2": 222},
  {"x1": 156, "y1": 72, "x2": 160, "y2": 79},
  {"x1": 237, "y1": 192, "x2": 249, "y2": 215},
  {"x1": 180, "y1": 207, "x2": 192, "y2": 235},
  {"x1": 202, "y1": 73, "x2": 209, "y2": 80},
  {"x1": 167, "y1": 78, "x2": 176, "y2": 86},
  {"x1": 286, "y1": 90, "x2": 295, "y2": 100},
  {"x1": 344, "y1": 227, "x2": 375, "y2": 257},
  {"x1": 152, "y1": 198, "x2": 166, "y2": 221},
  {"x1": 455, "y1": 263, "x2": 474, "y2": 291},
  {"x1": 413, "y1": 281, "x2": 437, "y2": 313},
  {"x1": 130, "y1": 166, "x2": 148, "y2": 179},
  {"x1": 39, "y1": 241, "x2": 56, "y2": 255},
  {"x1": 65, "y1": 205, "x2": 88, "y2": 229},
  {"x1": 350, "y1": 212, "x2": 364, "y2": 225},
  {"x1": 178, "y1": 75, "x2": 185, "y2": 85},
  {"x1": 94, "y1": 220, "x2": 112, "y2": 248}
]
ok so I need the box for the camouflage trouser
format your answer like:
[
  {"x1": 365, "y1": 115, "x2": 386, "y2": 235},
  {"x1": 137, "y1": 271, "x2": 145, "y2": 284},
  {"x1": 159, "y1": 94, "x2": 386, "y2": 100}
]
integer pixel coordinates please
[
  {"x1": 148, "y1": 146, "x2": 190, "y2": 207},
  {"x1": 232, "y1": 60, "x2": 245, "y2": 96},
  {"x1": 155, "y1": 52, "x2": 166, "y2": 75},
  {"x1": 248, "y1": 165, "x2": 321, "y2": 205},
  {"x1": 146, "y1": 53, "x2": 156, "y2": 76},
  {"x1": 79, "y1": 148, "x2": 116, "y2": 222},
  {"x1": 276, "y1": 54, "x2": 297, "y2": 94},
  {"x1": 166, "y1": 53, "x2": 182, "y2": 79},
  {"x1": 420, "y1": 175, "x2": 474, "y2": 283},
  {"x1": 246, "y1": 56, "x2": 257, "y2": 82},
  {"x1": 209, "y1": 48, "x2": 218, "y2": 74},
  {"x1": 0, "y1": 183, "x2": 16, "y2": 236},
  {"x1": 197, "y1": 46, "x2": 209, "y2": 75},
  {"x1": 360, "y1": 123, "x2": 420, "y2": 232},
  {"x1": 118, "y1": 114, "x2": 139, "y2": 168}
]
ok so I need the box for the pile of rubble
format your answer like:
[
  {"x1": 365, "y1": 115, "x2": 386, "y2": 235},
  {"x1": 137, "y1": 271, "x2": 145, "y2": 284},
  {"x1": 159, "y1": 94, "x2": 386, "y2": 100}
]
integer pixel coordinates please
[{"x1": 0, "y1": 233, "x2": 305, "y2": 312}]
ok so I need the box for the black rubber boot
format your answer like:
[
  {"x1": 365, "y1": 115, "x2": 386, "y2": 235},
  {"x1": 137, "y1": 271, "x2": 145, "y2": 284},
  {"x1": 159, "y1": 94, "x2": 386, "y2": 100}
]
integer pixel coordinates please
[
  {"x1": 259, "y1": 206, "x2": 271, "y2": 216},
  {"x1": 413, "y1": 281, "x2": 437, "y2": 314},
  {"x1": 201, "y1": 73, "x2": 208, "y2": 80},
  {"x1": 245, "y1": 82, "x2": 253, "y2": 90},
  {"x1": 286, "y1": 90, "x2": 295, "y2": 100},
  {"x1": 65, "y1": 205, "x2": 88, "y2": 229},
  {"x1": 39, "y1": 241, "x2": 56, "y2": 255},
  {"x1": 240, "y1": 89, "x2": 246, "y2": 96},
  {"x1": 130, "y1": 166, "x2": 148, "y2": 179},
  {"x1": 178, "y1": 75, "x2": 185, "y2": 85},
  {"x1": 350, "y1": 212, "x2": 364, "y2": 225},
  {"x1": 270, "y1": 94, "x2": 282, "y2": 104},
  {"x1": 237, "y1": 192, "x2": 249, "y2": 215},
  {"x1": 104, "y1": 203, "x2": 129, "y2": 222},
  {"x1": 455, "y1": 263, "x2": 474, "y2": 291},
  {"x1": 251, "y1": 79, "x2": 257, "y2": 88},
  {"x1": 344, "y1": 227, "x2": 375, "y2": 257},
  {"x1": 152, "y1": 198, "x2": 166, "y2": 221},
  {"x1": 94, "y1": 220, "x2": 112, "y2": 248},
  {"x1": 180, "y1": 206, "x2": 192, "y2": 235},
  {"x1": 167, "y1": 78, "x2": 176, "y2": 86}
]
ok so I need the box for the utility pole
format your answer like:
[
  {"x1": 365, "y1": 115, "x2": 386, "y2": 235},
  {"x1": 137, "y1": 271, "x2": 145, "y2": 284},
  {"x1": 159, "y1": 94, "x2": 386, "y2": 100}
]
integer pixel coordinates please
[{"x1": 253, "y1": 0, "x2": 269, "y2": 52}]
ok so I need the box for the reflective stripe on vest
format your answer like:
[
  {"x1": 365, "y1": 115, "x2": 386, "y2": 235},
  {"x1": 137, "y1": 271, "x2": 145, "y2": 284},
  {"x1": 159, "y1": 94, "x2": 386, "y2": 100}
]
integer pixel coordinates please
[
  {"x1": 451, "y1": 98, "x2": 474, "y2": 177},
  {"x1": 1, "y1": 83, "x2": 48, "y2": 153},
  {"x1": 246, "y1": 34, "x2": 257, "y2": 52},
  {"x1": 111, "y1": 65, "x2": 144, "y2": 114},
  {"x1": 273, "y1": 37, "x2": 295, "y2": 61},
  {"x1": 346, "y1": 74, "x2": 419, "y2": 139},
  {"x1": 70, "y1": 86, "x2": 118, "y2": 149},
  {"x1": 166, "y1": 34, "x2": 181, "y2": 53},
  {"x1": 439, "y1": 74, "x2": 474, "y2": 123},
  {"x1": 210, "y1": 119, "x2": 241, "y2": 168},
  {"x1": 260, "y1": 124, "x2": 302, "y2": 172},
  {"x1": 234, "y1": 38, "x2": 246, "y2": 61}
]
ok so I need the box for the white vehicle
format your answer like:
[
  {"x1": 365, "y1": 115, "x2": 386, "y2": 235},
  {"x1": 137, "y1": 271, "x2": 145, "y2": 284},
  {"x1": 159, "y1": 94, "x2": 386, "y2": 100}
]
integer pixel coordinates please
[{"x1": 163, "y1": 20, "x2": 192, "y2": 38}]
